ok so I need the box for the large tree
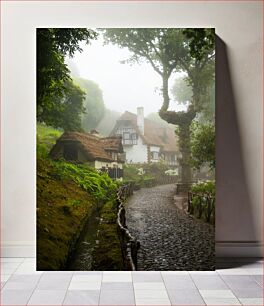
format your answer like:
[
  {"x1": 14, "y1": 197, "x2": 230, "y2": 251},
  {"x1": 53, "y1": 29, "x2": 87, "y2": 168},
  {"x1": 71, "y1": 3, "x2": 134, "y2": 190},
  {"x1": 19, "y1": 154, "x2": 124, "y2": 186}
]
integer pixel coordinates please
[
  {"x1": 74, "y1": 78, "x2": 105, "y2": 132},
  {"x1": 41, "y1": 80, "x2": 86, "y2": 131},
  {"x1": 103, "y1": 28, "x2": 214, "y2": 183},
  {"x1": 37, "y1": 28, "x2": 97, "y2": 123},
  {"x1": 172, "y1": 76, "x2": 215, "y2": 124}
]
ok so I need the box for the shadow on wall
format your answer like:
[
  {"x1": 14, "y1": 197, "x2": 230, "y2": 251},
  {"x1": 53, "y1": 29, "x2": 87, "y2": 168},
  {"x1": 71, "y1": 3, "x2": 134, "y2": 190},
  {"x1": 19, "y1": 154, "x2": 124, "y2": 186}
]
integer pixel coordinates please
[{"x1": 215, "y1": 36, "x2": 259, "y2": 263}]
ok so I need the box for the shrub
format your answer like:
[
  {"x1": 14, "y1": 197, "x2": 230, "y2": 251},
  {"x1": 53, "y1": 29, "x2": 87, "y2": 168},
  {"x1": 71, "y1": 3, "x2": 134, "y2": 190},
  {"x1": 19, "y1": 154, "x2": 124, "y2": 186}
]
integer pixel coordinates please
[
  {"x1": 37, "y1": 123, "x2": 62, "y2": 158},
  {"x1": 191, "y1": 180, "x2": 215, "y2": 195},
  {"x1": 189, "y1": 181, "x2": 215, "y2": 223},
  {"x1": 53, "y1": 161, "x2": 118, "y2": 202}
]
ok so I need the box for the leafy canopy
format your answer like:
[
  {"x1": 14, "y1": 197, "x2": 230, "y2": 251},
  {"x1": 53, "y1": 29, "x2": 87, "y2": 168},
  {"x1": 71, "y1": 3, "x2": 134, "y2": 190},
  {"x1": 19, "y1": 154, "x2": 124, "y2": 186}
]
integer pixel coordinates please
[
  {"x1": 103, "y1": 28, "x2": 187, "y2": 77},
  {"x1": 40, "y1": 79, "x2": 86, "y2": 131},
  {"x1": 103, "y1": 28, "x2": 215, "y2": 183},
  {"x1": 190, "y1": 122, "x2": 215, "y2": 169},
  {"x1": 37, "y1": 28, "x2": 97, "y2": 124},
  {"x1": 74, "y1": 78, "x2": 105, "y2": 132}
]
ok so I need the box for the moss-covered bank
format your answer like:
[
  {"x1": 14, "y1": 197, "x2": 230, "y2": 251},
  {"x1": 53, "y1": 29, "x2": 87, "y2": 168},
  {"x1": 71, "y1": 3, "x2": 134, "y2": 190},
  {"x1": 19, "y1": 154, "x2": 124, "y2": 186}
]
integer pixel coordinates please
[
  {"x1": 92, "y1": 200, "x2": 124, "y2": 270},
  {"x1": 37, "y1": 123, "x2": 124, "y2": 270},
  {"x1": 37, "y1": 158, "x2": 99, "y2": 270},
  {"x1": 37, "y1": 158, "x2": 123, "y2": 270}
]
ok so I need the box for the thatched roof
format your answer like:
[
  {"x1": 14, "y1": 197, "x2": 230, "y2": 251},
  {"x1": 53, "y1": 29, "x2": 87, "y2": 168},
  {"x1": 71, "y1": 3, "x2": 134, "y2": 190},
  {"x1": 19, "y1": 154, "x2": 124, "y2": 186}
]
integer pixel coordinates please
[
  {"x1": 113, "y1": 111, "x2": 178, "y2": 152},
  {"x1": 50, "y1": 132, "x2": 123, "y2": 163}
]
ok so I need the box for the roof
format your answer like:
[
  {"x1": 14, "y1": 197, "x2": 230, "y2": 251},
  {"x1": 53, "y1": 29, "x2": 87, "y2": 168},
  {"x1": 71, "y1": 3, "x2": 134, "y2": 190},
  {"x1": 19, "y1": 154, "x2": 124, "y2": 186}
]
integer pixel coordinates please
[
  {"x1": 100, "y1": 136, "x2": 124, "y2": 152},
  {"x1": 114, "y1": 111, "x2": 178, "y2": 152},
  {"x1": 50, "y1": 132, "x2": 124, "y2": 163}
]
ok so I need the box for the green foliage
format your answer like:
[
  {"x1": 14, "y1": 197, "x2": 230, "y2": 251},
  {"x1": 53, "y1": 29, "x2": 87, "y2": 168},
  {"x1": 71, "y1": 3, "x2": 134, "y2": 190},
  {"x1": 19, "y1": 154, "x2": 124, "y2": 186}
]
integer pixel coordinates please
[
  {"x1": 143, "y1": 162, "x2": 170, "y2": 176},
  {"x1": 183, "y1": 28, "x2": 215, "y2": 62},
  {"x1": 53, "y1": 161, "x2": 118, "y2": 202},
  {"x1": 190, "y1": 122, "x2": 215, "y2": 169},
  {"x1": 37, "y1": 158, "x2": 97, "y2": 270},
  {"x1": 103, "y1": 28, "x2": 186, "y2": 77},
  {"x1": 123, "y1": 163, "x2": 171, "y2": 188},
  {"x1": 190, "y1": 181, "x2": 215, "y2": 223},
  {"x1": 37, "y1": 28, "x2": 97, "y2": 125},
  {"x1": 41, "y1": 79, "x2": 86, "y2": 131},
  {"x1": 37, "y1": 123, "x2": 62, "y2": 158},
  {"x1": 37, "y1": 142, "x2": 49, "y2": 159},
  {"x1": 123, "y1": 164, "x2": 142, "y2": 181},
  {"x1": 74, "y1": 78, "x2": 105, "y2": 131},
  {"x1": 191, "y1": 180, "x2": 215, "y2": 195},
  {"x1": 68, "y1": 199, "x2": 82, "y2": 207},
  {"x1": 171, "y1": 76, "x2": 193, "y2": 104},
  {"x1": 103, "y1": 28, "x2": 215, "y2": 184},
  {"x1": 197, "y1": 82, "x2": 215, "y2": 123}
]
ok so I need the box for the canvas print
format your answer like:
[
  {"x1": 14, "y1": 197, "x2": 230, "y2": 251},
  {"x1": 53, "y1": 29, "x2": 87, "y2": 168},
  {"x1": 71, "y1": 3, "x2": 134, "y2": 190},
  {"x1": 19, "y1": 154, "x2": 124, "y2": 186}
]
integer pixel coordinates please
[{"x1": 37, "y1": 28, "x2": 215, "y2": 271}]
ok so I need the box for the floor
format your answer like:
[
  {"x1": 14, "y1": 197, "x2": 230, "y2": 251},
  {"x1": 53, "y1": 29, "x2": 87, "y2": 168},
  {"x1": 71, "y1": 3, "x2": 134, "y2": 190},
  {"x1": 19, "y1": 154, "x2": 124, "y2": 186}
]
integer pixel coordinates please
[{"x1": 0, "y1": 258, "x2": 263, "y2": 305}]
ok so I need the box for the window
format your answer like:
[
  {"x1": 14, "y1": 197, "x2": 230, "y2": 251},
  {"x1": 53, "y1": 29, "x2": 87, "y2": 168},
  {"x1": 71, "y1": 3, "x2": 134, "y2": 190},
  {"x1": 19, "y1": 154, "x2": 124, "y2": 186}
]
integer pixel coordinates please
[
  {"x1": 151, "y1": 151, "x2": 159, "y2": 160},
  {"x1": 120, "y1": 131, "x2": 138, "y2": 145},
  {"x1": 131, "y1": 133, "x2": 137, "y2": 140},
  {"x1": 123, "y1": 132, "x2": 130, "y2": 140}
]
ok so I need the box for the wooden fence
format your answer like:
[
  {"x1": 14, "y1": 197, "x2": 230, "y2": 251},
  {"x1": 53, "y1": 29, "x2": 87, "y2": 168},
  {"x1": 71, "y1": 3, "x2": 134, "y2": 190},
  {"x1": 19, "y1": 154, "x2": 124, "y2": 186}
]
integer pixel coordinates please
[
  {"x1": 187, "y1": 191, "x2": 215, "y2": 223},
  {"x1": 116, "y1": 183, "x2": 140, "y2": 270}
]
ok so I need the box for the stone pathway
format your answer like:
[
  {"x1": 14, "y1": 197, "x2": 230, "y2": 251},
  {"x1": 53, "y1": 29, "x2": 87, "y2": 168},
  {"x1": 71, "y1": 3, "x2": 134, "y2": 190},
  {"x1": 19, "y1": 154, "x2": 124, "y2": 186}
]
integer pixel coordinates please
[{"x1": 125, "y1": 184, "x2": 215, "y2": 270}]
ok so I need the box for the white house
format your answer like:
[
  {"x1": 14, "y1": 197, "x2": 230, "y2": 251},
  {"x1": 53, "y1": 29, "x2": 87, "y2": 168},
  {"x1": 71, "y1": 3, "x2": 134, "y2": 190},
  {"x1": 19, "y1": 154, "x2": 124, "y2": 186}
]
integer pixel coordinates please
[{"x1": 111, "y1": 107, "x2": 180, "y2": 167}]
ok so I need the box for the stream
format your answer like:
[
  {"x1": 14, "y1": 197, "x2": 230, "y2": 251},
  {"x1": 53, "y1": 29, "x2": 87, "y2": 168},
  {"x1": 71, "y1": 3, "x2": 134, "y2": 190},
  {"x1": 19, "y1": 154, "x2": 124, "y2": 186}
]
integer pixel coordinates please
[{"x1": 66, "y1": 209, "x2": 101, "y2": 271}]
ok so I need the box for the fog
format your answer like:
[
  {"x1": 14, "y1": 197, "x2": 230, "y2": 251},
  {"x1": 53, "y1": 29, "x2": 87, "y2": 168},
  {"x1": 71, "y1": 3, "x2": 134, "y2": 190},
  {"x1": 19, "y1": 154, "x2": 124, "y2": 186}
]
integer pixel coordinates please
[{"x1": 66, "y1": 34, "x2": 186, "y2": 116}]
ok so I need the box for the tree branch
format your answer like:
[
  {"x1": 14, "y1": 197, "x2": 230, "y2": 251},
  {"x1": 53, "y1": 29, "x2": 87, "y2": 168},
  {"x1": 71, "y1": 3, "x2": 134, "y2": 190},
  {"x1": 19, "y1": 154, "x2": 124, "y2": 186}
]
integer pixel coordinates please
[
  {"x1": 140, "y1": 50, "x2": 163, "y2": 76},
  {"x1": 159, "y1": 108, "x2": 196, "y2": 126}
]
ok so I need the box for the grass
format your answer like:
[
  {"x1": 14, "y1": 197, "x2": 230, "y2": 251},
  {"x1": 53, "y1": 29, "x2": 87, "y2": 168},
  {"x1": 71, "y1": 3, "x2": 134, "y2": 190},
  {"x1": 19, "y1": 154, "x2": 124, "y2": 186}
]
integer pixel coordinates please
[{"x1": 37, "y1": 123, "x2": 63, "y2": 158}]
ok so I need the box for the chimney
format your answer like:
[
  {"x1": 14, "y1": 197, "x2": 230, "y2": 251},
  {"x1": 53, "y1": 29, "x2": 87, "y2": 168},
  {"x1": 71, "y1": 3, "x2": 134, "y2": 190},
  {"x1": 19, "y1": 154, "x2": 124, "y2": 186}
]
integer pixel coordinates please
[{"x1": 137, "y1": 107, "x2": 144, "y2": 135}]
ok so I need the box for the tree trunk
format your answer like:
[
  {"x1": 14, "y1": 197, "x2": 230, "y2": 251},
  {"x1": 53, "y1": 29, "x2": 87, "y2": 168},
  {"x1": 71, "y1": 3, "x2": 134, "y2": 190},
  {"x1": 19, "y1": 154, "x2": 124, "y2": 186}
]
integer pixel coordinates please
[
  {"x1": 178, "y1": 121, "x2": 192, "y2": 184},
  {"x1": 160, "y1": 72, "x2": 170, "y2": 113},
  {"x1": 159, "y1": 74, "x2": 196, "y2": 184}
]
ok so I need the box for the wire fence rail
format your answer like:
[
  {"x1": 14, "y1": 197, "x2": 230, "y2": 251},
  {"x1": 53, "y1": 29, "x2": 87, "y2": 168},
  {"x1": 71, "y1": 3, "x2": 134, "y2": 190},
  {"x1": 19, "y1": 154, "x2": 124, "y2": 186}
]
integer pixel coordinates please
[{"x1": 116, "y1": 183, "x2": 140, "y2": 270}]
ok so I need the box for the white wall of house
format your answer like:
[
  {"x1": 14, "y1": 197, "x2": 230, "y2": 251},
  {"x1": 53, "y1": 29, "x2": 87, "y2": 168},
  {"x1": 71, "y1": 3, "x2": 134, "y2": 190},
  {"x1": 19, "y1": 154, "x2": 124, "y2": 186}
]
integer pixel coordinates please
[{"x1": 125, "y1": 136, "x2": 148, "y2": 163}]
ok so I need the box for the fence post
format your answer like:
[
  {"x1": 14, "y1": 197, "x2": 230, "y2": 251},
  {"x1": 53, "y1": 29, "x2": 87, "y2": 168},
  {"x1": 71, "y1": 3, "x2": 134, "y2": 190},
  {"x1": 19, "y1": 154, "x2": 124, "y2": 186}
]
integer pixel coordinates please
[{"x1": 116, "y1": 183, "x2": 139, "y2": 271}]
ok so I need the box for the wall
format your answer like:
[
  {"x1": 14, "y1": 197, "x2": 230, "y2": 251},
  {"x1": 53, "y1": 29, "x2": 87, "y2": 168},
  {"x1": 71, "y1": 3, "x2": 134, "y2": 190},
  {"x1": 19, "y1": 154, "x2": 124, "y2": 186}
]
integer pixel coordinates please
[
  {"x1": 125, "y1": 136, "x2": 148, "y2": 164},
  {"x1": 1, "y1": 1, "x2": 262, "y2": 257}
]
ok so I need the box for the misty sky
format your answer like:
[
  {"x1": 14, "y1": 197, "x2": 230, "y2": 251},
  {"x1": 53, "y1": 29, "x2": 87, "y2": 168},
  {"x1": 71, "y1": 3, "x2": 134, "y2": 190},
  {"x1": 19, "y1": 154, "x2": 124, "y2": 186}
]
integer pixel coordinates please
[{"x1": 67, "y1": 33, "x2": 186, "y2": 116}]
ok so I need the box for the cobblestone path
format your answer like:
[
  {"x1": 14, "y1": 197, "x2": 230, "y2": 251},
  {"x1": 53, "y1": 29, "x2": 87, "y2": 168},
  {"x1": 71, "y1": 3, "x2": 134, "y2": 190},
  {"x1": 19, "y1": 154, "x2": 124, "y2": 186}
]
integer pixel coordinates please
[{"x1": 125, "y1": 184, "x2": 215, "y2": 270}]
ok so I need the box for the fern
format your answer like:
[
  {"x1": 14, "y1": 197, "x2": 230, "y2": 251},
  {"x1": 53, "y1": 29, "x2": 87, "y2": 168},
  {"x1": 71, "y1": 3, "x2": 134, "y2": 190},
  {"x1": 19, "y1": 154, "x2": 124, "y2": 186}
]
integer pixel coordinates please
[{"x1": 53, "y1": 160, "x2": 118, "y2": 202}]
